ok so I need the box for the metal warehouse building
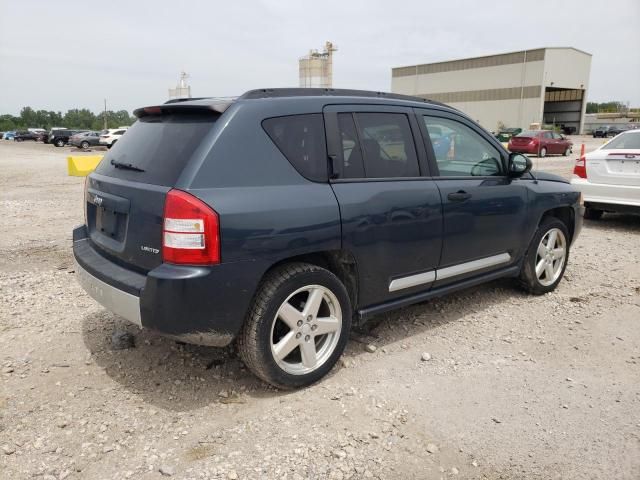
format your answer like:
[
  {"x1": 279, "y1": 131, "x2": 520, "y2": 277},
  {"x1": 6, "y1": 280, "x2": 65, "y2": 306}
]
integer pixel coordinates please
[{"x1": 391, "y1": 47, "x2": 592, "y2": 134}]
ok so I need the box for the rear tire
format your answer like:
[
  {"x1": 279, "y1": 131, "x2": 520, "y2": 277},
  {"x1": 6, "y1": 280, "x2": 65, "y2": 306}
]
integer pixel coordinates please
[
  {"x1": 539, "y1": 147, "x2": 547, "y2": 158},
  {"x1": 238, "y1": 263, "x2": 352, "y2": 389},
  {"x1": 519, "y1": 217, "x2": 570, "y2": 295},
  {"x1": 55, "y1": 139, "x2": 64, "y2": 147},
  {"x1": 584, "y1": 207, "x2": 604, "y2": 220}
]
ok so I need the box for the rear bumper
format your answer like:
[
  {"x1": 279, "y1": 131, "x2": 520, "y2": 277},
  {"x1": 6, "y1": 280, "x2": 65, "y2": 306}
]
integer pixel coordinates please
[
  {"x1": 571, "y1": 178, "x2": 640, "y2": 209},
  {"x1": 75, "y1": 258, "x2": 142, "y2": 326},
  {"x1": 73, "y1": 225, "x2": 264, "y2": 346}
]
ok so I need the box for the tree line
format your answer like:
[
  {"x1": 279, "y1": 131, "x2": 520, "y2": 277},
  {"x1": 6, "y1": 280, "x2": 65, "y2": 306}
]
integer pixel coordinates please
[
  {"x1": 585, "y1": 101, "x2": 633, "y2": 114},
  {"x1": 0, "y1": 107, "x2": 137, "y2": 132}
]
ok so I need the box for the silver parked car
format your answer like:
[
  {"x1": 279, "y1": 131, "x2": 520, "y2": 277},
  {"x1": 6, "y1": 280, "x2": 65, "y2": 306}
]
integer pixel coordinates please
[{"x1": 69, "y1": 131, "x2": 102, "y2": 149}]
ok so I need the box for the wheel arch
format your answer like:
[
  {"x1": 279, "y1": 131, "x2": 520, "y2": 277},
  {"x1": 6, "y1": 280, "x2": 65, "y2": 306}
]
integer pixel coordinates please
[
  {"x1": 260, "y1": 250, "x2": 359, "y2": 312},
  {"x1": 539, "y1": 206, "x2": 575, "y2": 242}
]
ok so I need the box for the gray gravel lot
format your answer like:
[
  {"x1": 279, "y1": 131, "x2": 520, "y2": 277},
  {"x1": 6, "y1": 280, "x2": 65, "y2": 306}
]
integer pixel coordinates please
[{"x1": 0, "y1": 138, "x2": 639, "y2": 480}]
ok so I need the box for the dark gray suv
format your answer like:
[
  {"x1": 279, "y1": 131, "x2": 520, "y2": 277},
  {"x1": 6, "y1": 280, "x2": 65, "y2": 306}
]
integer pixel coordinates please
[{"x1": 73, "y1": 88, "x2": 583, "y2": 388}]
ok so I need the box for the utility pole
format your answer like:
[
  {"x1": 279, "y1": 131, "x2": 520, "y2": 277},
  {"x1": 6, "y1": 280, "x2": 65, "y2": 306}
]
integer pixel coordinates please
[{"x1": 103, "y1": 99, "x2": 108, "y2": 130}]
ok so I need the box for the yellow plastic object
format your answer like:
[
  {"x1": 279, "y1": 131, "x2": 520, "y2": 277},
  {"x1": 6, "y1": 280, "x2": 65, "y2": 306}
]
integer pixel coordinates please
[
  {"x1": 502, "y1": 142, "x2": 509, "y2": 150},
  {"x1": 67, "y1": 155, "x2": 103, "y2": 177}
]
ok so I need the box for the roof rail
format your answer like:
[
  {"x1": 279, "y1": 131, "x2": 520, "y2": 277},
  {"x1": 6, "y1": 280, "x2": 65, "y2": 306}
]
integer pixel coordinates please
[{"x1": 239, "y1": 88, "x2": 444, "y2": 106}]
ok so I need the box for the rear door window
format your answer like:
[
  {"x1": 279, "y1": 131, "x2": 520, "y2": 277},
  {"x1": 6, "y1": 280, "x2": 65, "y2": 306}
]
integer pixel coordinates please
[
  {"x1": 339, "y1": 113, "x2": 419, "y2": 179},
  {"x1": 94, "y1": 113, "x2": 217, "y2": 186},
  {"x1": 262, "y1": 114, "x2": 328, "y2": 182}
]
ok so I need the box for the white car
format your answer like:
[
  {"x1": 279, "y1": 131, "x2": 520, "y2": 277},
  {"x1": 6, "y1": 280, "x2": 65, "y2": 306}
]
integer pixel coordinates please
[
  {"x1": 99, "y1": 127, "x2": 128, "y2": 148},
  {"x1": 571, "y1": 129, "x2": 640, "y2": 219}
]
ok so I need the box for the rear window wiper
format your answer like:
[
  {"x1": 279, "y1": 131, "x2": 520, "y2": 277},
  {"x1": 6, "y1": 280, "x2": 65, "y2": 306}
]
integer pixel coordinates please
[{"x1": 110, "y1": 159, "x2": 145, "y2": 172}]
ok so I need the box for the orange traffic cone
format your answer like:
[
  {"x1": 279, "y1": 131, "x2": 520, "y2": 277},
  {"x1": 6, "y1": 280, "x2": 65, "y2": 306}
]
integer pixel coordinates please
[
  {"x1": 447, "y1": 137, "x2": 455, "y2": 159},
  {"x1": 580, "y1": 143, "x2": 585, "y2": 158}
]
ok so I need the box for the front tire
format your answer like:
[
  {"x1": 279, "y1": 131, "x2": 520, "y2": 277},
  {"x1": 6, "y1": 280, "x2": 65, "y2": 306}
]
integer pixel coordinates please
[
  {"x1": 563, "y1": 147, "x2": 571, "y2": 156},
  {"x1": 519, "y1": 217, "x2": 569, "y2": 295},
  {"x1": 238, "y1": 263, "x2": 352, "y2": 389},
  {"x1": 584, "y1": 207, "x2": 604, "y2": 220},
  {"x1": 80, "y1": 141, "x2": 90, "y2": 149},
  {"x1": 55, "y1": 139, "x2": 65, "y2": 147}
]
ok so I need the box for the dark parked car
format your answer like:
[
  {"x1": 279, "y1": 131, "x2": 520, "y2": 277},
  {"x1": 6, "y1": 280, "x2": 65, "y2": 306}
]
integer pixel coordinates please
[
  {"x1": 70, "y1": 131, "x2": 101, "y2": 149},
  {"x1": 13, "y1": 131, "x2": 39, "y2": 142},
  {"x1": 592, "y1": 126, "x2": 611, "y2": 138},
  {"x1": 508, "y1": 130, "x2": 572, "y2": 157},
  {"x1": 49, "y1": 129, "x2": 87, "y2": 147},
  {"x1": 73, "y1": 88, "x2": 583, "y2": 388},
  {"x1": 36, "y1": 131, "x2": 49, "y2": 142},
  {"x1": 607, "y1": 125, "x2": 631, "y2": 137},
  {"x1": 495, "y1": 127, "x2": 521, "y2": 142}
]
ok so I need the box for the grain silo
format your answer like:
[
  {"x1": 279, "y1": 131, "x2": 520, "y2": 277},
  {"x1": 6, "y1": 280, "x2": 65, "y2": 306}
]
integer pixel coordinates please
[{"x1": 299, "y1": 42, "x2": 337, "y2": 88}]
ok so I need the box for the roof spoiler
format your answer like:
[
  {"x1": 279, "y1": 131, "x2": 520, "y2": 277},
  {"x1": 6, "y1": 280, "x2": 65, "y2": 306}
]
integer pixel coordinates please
[{"x1": 134, "y1": 100, "x2": 231, "y2": 118}]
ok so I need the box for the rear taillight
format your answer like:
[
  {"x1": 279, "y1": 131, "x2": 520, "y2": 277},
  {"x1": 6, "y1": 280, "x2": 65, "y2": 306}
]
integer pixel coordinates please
[
  {"x1": 573, "y1": 155, "x2": 587, "y2": 179},
  {"x1": 162, "y1": 189, "x2": 220, "y2": 265}
]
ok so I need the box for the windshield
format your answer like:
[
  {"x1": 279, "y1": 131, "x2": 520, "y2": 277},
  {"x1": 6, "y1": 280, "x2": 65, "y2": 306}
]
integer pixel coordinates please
[{"x1": 602, "y1": 132, "x2": 640, "y2": 150}]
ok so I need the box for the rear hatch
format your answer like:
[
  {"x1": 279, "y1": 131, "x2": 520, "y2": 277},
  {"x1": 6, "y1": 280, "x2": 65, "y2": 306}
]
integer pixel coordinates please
[
  {"x1": 86, "y1": 107, "x2": 221, "y2": 272},
  {"x1": 586, "y1": 134, "x2": 640, "y2": 187}
]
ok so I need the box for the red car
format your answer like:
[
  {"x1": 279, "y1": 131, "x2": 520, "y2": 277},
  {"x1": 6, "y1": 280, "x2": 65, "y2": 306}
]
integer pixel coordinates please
[{"x1": 508, "y1": 130, "x2": 572, "y2": 157}]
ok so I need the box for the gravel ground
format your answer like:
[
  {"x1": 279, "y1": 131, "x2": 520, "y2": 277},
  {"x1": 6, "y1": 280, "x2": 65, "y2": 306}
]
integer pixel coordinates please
[{"x1": 1, "y1": 138, "x2": 639, "y2": 480}]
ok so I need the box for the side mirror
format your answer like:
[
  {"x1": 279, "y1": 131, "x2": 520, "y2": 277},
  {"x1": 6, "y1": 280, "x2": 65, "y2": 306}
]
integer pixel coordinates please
[{"x1": 508, "y1": 153, "x2": 532, "y2": 177}]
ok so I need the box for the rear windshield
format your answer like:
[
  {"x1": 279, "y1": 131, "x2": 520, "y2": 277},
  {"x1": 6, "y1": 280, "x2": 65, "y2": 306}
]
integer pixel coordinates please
[
  {"x1": 95, "y1": 113, "x2": 217, "y2": 186},
  {"x1": 602, "y1": 132, "x2": 640, "y2": 150},
  {"x1": 517, "y1": 130, "x2": 539, "y2": 137}
]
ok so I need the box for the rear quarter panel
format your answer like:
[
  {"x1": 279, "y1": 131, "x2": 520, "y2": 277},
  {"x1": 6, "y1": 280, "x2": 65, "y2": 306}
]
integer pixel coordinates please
[{"x1": 181, "y1": 100, "x2": 342, "y2": 268}]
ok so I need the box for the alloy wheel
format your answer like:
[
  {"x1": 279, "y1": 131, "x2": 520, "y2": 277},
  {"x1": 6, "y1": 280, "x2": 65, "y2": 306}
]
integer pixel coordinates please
[
  {"x1": 270, "y1": 285, "x2": 342, "y2": 375},
  {"x1": 535, "y1": 228, "x2": 566, "y2": 286}
]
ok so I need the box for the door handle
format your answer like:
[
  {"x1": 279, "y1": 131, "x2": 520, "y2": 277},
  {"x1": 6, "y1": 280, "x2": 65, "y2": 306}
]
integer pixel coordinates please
[{"x1": 447, "y1": 191, "x2": 472, "y2": 202}]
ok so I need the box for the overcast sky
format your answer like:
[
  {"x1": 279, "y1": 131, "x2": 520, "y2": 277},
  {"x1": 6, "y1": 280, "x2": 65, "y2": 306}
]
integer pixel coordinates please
[{"x1": 1, "y1": 0, "x2": 638, "y2": 115}]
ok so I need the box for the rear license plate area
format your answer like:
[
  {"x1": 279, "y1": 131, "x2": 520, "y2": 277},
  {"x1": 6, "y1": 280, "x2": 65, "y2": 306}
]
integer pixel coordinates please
[
  {"x1": 96, "y1": 207, "x2": 126, "y2": 242},
  {"x1": 608, "y1": 159, "x2": 640, "y2": 174}
]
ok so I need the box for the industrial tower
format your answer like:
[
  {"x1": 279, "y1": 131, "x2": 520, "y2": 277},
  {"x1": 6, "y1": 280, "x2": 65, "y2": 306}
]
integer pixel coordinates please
[{"x1": 299, "y1": 42, "x2": 338, "y2": 88}]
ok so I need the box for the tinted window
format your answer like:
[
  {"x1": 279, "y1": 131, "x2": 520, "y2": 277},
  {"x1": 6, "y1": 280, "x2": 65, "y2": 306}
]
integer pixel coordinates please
[
  {"x1": 353, "y1": 113, "x2": 419, "y2": 178},
  {"x1": 602, "y1": 132, "x2": 640, "y2": 150},
  {"x1": 337, "y1": 113, "x2": 365, "y2": 178},
  {"x1": 423, "y1": 116, "x2": 504, "y2": 177},
  {"x1": 95, "y1": 113, "x2": 217, "y2": 186},
  {"x1": 114, "y1": 130, "x2": 126, "y2": 135},
  {"x1": 263, "y1": 114, "x2": 327, "y2": 182},
  {"x1": 543, "y1": 132, "x2": 553, "y2": 139}
]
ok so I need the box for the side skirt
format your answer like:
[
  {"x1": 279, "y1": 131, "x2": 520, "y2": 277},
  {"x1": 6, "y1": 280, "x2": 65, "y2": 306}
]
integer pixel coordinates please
[{"x1": 357, "y1": 265, "x2": 521, "y2": 323}]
